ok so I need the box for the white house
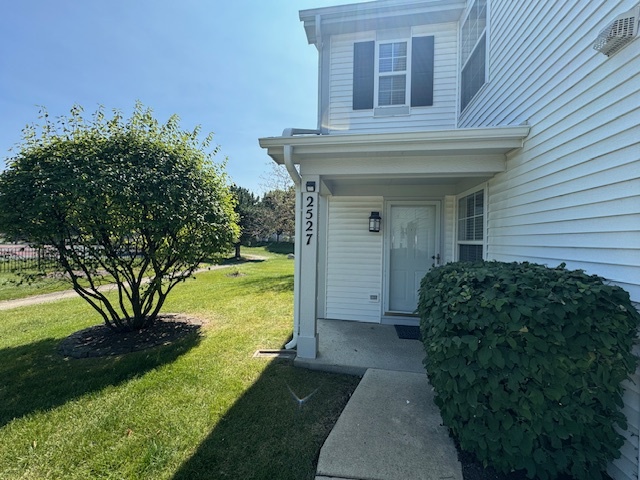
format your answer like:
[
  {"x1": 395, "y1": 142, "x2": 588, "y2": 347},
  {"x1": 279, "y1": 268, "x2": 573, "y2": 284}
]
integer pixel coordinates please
[{"x1": 259, "y1": 1, "x2": 640, "y2": 477}]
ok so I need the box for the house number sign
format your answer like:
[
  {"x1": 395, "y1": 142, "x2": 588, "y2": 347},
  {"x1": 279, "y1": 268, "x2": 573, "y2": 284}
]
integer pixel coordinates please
[{"x1": 304, "y1": 192, "x2": 318, "y2": 246}]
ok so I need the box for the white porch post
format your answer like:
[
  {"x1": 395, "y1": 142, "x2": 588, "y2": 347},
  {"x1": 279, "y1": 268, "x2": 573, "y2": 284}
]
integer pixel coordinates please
[{"x1": 296, "y1": 174, "x2": 320, "y2": 358}]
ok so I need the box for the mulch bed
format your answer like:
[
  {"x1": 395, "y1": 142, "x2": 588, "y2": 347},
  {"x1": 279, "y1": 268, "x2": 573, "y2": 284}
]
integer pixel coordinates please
[
  {"x1": 455, "y1": 437, "x2": 610, "y2": 480},
  {"x1": 58, "y1": 314, "x2": 207, "y2": 358},
  {"x1": 457, "y1": 446, "x2": 529, "y2": 480}
]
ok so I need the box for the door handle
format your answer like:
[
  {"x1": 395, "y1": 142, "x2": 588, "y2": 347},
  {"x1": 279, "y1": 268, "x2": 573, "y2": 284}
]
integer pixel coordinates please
[{"x1": 431, "y1": 253, "x2": 440, "y2": 266}]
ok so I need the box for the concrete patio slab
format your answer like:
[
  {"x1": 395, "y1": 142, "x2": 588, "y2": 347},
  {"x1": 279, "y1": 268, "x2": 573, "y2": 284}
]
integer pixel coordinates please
[{"x1": 294, "y1": 319, "x2": 426, "y2": 375}]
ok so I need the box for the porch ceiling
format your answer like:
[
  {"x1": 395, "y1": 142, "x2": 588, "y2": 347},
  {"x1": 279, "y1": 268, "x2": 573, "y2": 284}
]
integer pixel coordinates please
[{"x1": 258, "y1": 126, "x2": 531, "y2": 166}]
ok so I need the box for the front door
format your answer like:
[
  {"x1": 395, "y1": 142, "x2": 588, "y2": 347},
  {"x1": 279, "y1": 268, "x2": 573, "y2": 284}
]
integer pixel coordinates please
[{"x1": 386, "y1": 202, "x2": 440, "y2": 314}]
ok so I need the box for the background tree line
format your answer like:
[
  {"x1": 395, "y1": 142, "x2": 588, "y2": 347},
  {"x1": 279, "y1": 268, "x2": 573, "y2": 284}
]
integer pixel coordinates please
[{"x1": 231, "y1": 163, "x2": 295, "y2": 258}]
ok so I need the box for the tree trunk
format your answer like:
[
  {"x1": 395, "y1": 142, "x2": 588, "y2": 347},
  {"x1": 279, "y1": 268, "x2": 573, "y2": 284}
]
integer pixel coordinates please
[{"x1": 234, "y1": 242, "x2": 241, "y2": 260}]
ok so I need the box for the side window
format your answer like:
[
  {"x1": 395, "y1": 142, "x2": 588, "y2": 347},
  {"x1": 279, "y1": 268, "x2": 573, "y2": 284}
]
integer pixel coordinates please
[
  {"x1": 457, "y1": 189, "x2": 484, "y2": 261},
  {"x1": 460, "y1": 0, "x2": 487, "y2": 111},
  {"x1": 353, "y1": 36, "x2": 434, "y2": 111}
]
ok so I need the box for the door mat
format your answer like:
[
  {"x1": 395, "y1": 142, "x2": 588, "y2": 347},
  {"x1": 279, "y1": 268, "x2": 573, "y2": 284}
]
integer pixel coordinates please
[{"x1": 394, "y1": 325, "x2": 422, "y2": 341}]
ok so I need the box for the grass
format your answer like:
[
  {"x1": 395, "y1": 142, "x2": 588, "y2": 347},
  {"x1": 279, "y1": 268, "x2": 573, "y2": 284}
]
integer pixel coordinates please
[
  {"x1": 0, "y1": 271, "x2": 72, "y2": 301},
  {"x1": 0, "y1": 246, "x2": 360, "y2": 479},
  {"x1": 0, "y1": 244, "x2": 288, "y2": 302}
]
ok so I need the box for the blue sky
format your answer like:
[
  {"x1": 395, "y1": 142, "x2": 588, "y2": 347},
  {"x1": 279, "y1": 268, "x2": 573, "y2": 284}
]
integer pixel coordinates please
[{"x1": 0, "y1": 0, "x2": 366, "y2": 194}]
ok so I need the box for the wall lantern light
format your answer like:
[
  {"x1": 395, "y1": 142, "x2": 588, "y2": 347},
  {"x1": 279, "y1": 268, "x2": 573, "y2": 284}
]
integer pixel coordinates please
[
  {"x1": 305, "y1": 181, "x2": 316, "y2": 192},
  {"x1": 369, "y1": 211, "x2": 381, "y2": 232}
]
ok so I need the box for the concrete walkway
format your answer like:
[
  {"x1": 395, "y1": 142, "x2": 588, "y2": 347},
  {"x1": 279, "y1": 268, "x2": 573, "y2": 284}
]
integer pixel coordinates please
[
  {"x1": 316, "y1": 368, "x2": 462, "y2": 480},
  {"x1": 301, "y1": 320, "x2": 463, "y2": 480}
]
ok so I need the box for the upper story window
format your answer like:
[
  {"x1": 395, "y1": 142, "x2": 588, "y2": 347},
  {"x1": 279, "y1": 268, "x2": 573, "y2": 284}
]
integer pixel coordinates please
[
  {"x1": 378, "y1": 42, "x2": 407, "y2": 106},
  {"x1": 353, "y1": 36, "x2": 434, "y2": 111},
  {"x1": 460, "y1": 0, "x2": 487, "y2": 112}
]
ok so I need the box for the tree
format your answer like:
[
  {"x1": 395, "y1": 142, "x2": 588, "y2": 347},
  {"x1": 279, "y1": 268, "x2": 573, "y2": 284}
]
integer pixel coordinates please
[
  {"x1": 261, "y1": 187, "x2": 295, "y2": 242},
  {"x1": 230, "y1": 185, "x2": 261, "y2": 259},
  {"x1": 258, "y1": 162, "x2": 295, "y2": 242},
  {"x1": 0, "y1": 104, "x2": 238, "y2": 332},
  {"x1": 259, "y1": 161, "x2": 294, "y2": 192}
]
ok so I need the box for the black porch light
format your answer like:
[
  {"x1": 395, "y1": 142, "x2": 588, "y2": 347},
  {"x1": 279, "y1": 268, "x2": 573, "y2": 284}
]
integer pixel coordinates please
[
  {"x1": 369, "y1": 211, "x2": 381, "y2": 232},
  {"x1": 305, "y1": 181, "x2": 316, "y2": 192}
]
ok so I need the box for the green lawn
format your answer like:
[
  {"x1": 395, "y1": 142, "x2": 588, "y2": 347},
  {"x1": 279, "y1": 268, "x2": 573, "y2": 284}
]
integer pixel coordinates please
[
  {"x1": 0, "y1": 247, "x2": 360, "y2": 479},
  {"x1": 0, "y1": 271, "x2": 73, "y2": 301},
  {"x1": 0, "y1": 254, "x2": 240, "y2": 302}
]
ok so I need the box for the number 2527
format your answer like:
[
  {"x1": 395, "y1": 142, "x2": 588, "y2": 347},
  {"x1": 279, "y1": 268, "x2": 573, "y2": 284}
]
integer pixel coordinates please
[{"x1": 305, "y1": 195, "x2": 314, "y2": 245}]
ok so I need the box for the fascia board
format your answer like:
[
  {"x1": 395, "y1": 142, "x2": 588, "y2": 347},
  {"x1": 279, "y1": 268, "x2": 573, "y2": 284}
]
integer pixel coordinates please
[{"x1": 258, "y1": 126, "x2": 531, "y2": 164}]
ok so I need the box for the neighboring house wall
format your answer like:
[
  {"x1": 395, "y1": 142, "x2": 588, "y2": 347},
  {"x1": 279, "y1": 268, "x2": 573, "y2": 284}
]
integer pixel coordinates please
[
  {"x1": 459, "y1": 0, "x2": 640, "y2": 302},
  {"x1": 325, "y1": 196, "x2": 384, "y2": 322},
  {"x1": 326, "y1": 23, "x2": 459, "y2": 133}
]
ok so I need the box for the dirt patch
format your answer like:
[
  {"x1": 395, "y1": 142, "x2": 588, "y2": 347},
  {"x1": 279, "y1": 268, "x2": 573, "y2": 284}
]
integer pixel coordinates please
[
  {"x1": 226, "y1": 271, "x2": 246, "y2": 277},
  {"x1": 59, "y1": 314, "x2": 207, "y2": 359}
]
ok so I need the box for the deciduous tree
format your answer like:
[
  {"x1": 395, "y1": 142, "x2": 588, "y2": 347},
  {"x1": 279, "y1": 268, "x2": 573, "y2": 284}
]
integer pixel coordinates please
[
  {"x1": 230, "y1": 185, "x2": 261, "y2": 259},
  {"x1": 0, "y1": 104, "x2": 238, "y2": 331},
  {"x1": 261, "y1": 187, "x2": 295, "y2": 242}
]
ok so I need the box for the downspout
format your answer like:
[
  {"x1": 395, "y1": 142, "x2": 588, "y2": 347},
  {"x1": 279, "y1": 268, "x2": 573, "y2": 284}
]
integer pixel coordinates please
[{"x1": 281, "y1": 128, "x2": 320, "y2": 350}]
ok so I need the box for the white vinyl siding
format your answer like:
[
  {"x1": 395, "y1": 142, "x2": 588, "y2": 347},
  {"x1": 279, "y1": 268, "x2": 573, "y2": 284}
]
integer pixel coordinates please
[
  {"x1": 325, "y1": 197, "x2": 384, "y2": 322},
  {"x1": 467, "y1": 0, "x2": 640, "y2": 302},
  {"x1": 443, "y1": 195, "x2": 456, "y2": 264},
  {"x1": 328, "y1": 23, "x2": 458, "y2": 133},
  {"x1": 458, "y1": 2, "x2": 639, "y2": 478}
]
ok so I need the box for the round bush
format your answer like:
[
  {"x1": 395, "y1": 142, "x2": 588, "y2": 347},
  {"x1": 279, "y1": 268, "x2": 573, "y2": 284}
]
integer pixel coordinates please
[{"x1": 418, "y1": 261, "x2": 640, "y2": 479}]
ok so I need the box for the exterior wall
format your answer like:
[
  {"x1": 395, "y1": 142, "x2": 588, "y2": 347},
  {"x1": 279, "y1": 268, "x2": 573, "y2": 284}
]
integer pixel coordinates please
[
  {"x1": 326, "y1": 22, "x2": 459, "y2": 133},
  {"x1": 459, "y1": 2, "x2": 640, "y2": 478},
  {"x1": 325, "y1": 196, "x2": 384, "y2": 322},
  {"x1": 443, "y1": 194, "x2": 456, "y2": 264},
  {"x1": 614, "y1": 368, "x2": 640, "y2": 480},
  {"x1": 459, "y1": 0, "x2": 640, "y2": 304}
]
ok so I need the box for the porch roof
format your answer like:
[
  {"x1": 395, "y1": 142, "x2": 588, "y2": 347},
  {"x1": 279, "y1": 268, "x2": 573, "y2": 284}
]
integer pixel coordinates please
[{"x1": 258, "y1": 126, "x2": 531, "y2": 165}]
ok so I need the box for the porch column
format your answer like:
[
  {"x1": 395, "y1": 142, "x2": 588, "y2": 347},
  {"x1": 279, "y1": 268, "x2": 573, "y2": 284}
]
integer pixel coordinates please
[{"x1": 296, "y1": 174, "x2": 320, "y2": 358}]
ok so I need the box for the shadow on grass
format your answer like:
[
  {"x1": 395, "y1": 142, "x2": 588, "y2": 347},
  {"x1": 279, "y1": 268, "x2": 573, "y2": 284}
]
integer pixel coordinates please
[
  {"x1": 220, "y1": 255, "x2": 266, "y2": 265},
  {"x1": 264, "y1": 242, "x2": 294, "y2": 255},
  {"x1": 230, "y1": 273, "x2": 294, "y2": 294},
  {"x1": 172, "y1": 361, "x2": 360, "y2": 480},
  {"x1": 0, "y1": 329, "x2": 202, "y2": 428}
]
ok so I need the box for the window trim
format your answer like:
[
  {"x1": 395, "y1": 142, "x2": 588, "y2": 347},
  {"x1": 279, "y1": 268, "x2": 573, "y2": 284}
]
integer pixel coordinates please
[
  {"x1": 375, "y1": 39, "x2": 411, "y2": 108},
  {"x1": 455, "y1": 185, "x2": 487, "y2": 261}
]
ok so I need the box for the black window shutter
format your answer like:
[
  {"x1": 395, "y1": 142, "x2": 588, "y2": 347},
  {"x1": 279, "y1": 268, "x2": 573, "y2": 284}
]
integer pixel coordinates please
[
  {"x1": 353, "y1": 41, "x2": 375, "y2": 110},
  {"x1": 411, "y1": 36, "x2": 434, "y2": 107}
]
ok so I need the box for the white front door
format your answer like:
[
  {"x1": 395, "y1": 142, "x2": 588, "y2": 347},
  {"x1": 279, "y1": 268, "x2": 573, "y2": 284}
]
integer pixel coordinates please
[{"x1": 386, "y1": 202, "x2": 440, "y2": 314}]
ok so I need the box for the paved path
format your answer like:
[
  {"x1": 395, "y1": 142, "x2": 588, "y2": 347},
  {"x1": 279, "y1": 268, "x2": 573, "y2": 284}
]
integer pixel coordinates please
[{"x1": 315, "y1": 368, "x2": 462, "y2": 480}]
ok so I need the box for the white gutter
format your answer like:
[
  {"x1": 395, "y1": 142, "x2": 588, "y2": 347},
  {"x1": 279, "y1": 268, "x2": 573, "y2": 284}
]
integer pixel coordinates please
[{"x1": 281, "y1": 128, "x2": 321, "y2": 350}]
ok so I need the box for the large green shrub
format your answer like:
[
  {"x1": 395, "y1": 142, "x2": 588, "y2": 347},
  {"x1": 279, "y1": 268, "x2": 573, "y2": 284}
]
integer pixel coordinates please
[
  {"x1": 0, "y1": 104, "x2": 239, "y2": 332},
  {"x1": 418, "y1": 261, "x2": 640, "y2": 479}
]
